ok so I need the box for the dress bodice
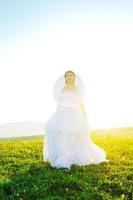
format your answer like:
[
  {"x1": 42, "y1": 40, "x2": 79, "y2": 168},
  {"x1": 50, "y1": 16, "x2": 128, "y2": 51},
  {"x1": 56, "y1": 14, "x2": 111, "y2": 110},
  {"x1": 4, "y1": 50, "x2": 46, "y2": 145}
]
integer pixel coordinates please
[{"x1": 56, "y1": 91, "x2": 80, "y2": 110}]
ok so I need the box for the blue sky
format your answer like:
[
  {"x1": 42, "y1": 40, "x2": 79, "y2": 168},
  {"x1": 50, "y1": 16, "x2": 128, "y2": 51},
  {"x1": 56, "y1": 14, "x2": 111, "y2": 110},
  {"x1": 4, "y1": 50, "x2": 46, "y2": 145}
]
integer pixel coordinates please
[
  {"x1": 0, "y1": 1, "x2": 133, "y2": 130},
  {"x1": 0, "y1": 0, "x2": 133, "y2": 46}
]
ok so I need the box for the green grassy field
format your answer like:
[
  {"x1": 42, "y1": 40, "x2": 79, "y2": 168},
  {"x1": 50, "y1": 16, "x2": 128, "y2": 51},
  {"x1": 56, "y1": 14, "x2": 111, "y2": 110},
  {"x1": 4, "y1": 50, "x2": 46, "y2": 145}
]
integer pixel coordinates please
[{"x1": 0, "y1": 128, "x2": 133, "y2": 200}]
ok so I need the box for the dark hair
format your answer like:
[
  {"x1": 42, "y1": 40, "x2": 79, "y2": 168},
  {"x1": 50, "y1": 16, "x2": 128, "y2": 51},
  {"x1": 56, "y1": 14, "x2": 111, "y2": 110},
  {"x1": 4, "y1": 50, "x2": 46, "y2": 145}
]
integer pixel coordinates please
[{"x1": 64, "y1": 70, "x2": 75, "y2": 78}]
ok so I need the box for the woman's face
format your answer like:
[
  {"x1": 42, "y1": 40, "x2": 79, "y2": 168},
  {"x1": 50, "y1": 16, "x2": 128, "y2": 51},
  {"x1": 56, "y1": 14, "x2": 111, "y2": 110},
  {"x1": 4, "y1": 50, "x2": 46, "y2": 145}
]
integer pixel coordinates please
[{"x1": 65, "y1": 72, "x2": 75, "y2": 84}]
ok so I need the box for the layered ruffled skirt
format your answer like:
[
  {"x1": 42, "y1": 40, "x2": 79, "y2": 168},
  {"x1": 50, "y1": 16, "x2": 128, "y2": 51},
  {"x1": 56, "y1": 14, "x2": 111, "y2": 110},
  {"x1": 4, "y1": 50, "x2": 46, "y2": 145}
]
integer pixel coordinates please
[{"x1": 43, "y1": 107, "x2": 108, "y2": 169}]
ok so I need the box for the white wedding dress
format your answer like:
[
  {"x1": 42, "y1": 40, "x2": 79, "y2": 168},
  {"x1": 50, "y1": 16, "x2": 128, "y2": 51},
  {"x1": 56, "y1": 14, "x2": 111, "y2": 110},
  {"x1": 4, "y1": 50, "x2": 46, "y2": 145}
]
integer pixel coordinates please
[{"x1": 43, "y1": 90, "x2": 108, "y2": 169}]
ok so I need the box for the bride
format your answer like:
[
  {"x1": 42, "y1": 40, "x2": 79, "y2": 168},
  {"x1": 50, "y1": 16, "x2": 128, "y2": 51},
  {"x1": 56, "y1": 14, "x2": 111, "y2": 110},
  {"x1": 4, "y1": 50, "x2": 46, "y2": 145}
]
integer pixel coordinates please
[{"x1": 43, "y1": 70, "x2": 109, "y2": 169}]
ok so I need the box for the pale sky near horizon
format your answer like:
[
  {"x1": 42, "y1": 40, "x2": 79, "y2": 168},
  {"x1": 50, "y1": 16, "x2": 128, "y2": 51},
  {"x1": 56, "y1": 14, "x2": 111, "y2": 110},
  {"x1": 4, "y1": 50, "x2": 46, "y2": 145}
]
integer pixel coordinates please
[{"x1": 0, "y1": 0, "x2": 133, "y2": 132}]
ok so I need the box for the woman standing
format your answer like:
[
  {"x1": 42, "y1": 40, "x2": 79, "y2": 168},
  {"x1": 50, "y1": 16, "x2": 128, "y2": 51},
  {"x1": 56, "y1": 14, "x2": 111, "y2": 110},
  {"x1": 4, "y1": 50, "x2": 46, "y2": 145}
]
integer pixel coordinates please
[{"x1": 43, "y1": 70, "x2": 108, "y2": 169}]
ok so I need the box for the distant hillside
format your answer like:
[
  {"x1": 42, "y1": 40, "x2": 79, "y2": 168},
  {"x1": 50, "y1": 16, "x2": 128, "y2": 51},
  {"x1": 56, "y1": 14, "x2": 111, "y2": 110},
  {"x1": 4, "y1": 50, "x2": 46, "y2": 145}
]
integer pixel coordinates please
[
  {"x1": 0, "y1": 126, "x2": 132, "y2": 140},
  {"x1": 0, "y1": 121, "x2": 45, "y2": 138},
  {"x1": 91, "y1": 127, "x2": 133, "y2": 137}
]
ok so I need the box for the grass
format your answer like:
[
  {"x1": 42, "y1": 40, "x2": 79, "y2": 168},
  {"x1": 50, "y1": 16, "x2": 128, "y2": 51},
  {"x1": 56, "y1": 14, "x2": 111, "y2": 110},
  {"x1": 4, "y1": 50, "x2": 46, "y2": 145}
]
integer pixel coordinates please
[{"x1": 0, "y1": 128, "x2": 133, "y2": 200}]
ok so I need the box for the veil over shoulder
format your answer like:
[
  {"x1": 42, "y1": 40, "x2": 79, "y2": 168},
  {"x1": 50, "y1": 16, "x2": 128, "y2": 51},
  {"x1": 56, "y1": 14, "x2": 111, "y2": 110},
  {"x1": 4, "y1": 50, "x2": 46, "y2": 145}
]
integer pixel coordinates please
[
  {"x1": 43, "y1": 72, "x2": 109, "y2": 169},
  {"x1": 53, "y1": 73, "x2": 85, "y2": 103}
]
